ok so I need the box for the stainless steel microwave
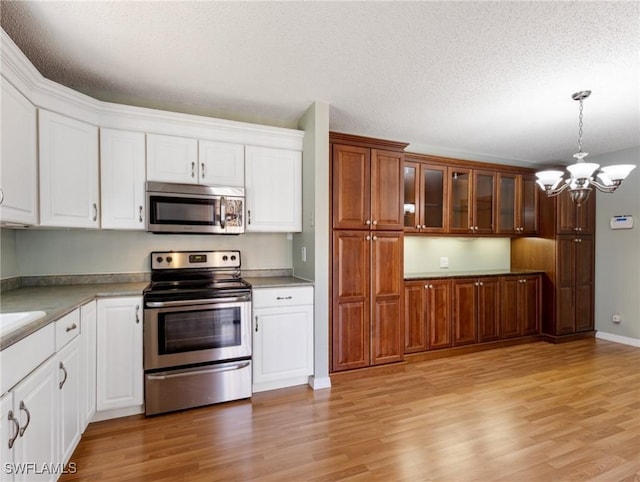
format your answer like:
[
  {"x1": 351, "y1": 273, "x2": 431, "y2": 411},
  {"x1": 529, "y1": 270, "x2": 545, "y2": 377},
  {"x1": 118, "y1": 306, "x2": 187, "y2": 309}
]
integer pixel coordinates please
[{"x1": 146, "y1": 182, "x2": 245, "y2": 234}]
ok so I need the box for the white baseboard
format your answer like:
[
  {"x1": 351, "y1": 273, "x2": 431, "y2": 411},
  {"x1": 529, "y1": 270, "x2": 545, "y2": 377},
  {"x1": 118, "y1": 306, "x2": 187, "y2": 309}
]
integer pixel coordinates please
[
  {"x1": 596, "y1": 331, "x2": 640, "y2": 348},
  {"x1": 308, "y1": 375, "x2": 331, "y2": 390}
]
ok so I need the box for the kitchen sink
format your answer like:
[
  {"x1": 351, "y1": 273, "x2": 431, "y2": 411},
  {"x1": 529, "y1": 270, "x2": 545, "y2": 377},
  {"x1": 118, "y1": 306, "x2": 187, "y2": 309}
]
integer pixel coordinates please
[{"x1": 0, "y1": 311, "x2": 46, "y2": 334}]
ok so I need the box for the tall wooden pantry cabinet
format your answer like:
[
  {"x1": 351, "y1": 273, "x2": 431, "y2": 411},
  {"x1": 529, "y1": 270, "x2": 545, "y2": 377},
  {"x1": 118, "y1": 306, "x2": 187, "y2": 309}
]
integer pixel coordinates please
[{"x1": 330, "y1": 133, "x2": 407, "y2": 372}]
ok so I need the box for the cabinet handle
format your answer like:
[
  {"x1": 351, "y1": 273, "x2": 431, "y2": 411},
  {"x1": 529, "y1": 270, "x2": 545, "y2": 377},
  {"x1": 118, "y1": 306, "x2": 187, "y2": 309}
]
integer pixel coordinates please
[
  {"x1": 59, "y1": 362, "x2": 68, "y2": 389},
  {"x1": 65, "y1": 323, "x2": 78, "y2": 333},
  {"x1": 92, "y1": 203, "x2": 98, "y2": 221},
  {"x1": 248, "y1": 210, "x2": 251, "y2": 225},
  {"x1": 0, "y1": 188, "x2": 4, "y2": 205},
  {"x1": 139, "y1": 205, "x2": 144, "y2": 223},
  {"x1": 365, "y1": 220, "x2": 371, "y2": 226},
  {"x1": 255, "y1": 315, "x2": 259, "y2": 332},
  {"x1": 201, "y1": 162, "x2": 205, "y2": 179},
  {"x1": 18, "y1": 401, "x2": 30, "y2": 437},
  {"x1": 276, "y1": 296, "x2": 293, "y2": 300},
  {"x1": 191, "y1": 161, "x2": 196, "y2": 178},
  {"x1": 7, "y1": 410, "x2": 19, "y2": 449},
  {"x1": 135, "y1": 305, "x2": 140, "y2": 324}
]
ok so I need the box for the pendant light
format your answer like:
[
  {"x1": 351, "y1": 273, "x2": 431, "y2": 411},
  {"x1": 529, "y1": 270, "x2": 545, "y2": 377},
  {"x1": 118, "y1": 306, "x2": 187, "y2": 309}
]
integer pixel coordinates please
[{"x1": 535, "y1": 90, "x2": 636, "y2": 206}]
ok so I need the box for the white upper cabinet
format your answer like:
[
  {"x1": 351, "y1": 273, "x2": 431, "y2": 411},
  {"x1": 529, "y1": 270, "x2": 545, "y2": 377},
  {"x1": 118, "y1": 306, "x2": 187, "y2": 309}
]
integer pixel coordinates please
[
  {"x1": 39, "y1": 110, "x2": 99, "y2": 228},
  {"x1": 147, "y1": 134, "x2": 245, "y2": 187},
  {"x1": 100, "y1": 129, "x2": 146, "y2": 230},
  {"x1": 245, "y1": 146, "x2": 302, "y2": 232},
  {"x1": 199, "y1": 140, "x2": 245, "y2": 187},
  {"x1": 146, "y1": 133, "x2": 198, "y2": 184},
  {"x1": 0, "y1": 77, "x2": 38, "y2": 225}
]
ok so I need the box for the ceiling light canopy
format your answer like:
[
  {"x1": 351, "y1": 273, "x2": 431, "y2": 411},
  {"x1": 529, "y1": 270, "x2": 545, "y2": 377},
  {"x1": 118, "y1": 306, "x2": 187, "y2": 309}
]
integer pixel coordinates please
[{"x1": 535, "y1": 90, "x2": 636, "y2": 206}]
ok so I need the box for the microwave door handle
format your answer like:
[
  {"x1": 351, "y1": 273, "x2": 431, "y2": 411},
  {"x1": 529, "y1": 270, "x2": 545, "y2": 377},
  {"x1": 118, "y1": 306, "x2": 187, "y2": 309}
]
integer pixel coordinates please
[{"x1": 220, "y1": 197, "x2": 226, "y2": 229}]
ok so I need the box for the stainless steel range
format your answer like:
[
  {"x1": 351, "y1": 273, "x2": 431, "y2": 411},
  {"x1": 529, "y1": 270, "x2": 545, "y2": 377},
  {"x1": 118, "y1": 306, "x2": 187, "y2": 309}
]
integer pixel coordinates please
[{"x1": 143, "y1": 250, "x2": 252, "y2": 416}]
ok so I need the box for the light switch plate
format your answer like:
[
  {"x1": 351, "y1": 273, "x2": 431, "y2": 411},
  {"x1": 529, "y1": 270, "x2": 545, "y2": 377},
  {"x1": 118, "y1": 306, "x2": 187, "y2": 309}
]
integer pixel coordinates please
[{"x1": 440, "y1": 257, "x2": 449, "y2": 268}]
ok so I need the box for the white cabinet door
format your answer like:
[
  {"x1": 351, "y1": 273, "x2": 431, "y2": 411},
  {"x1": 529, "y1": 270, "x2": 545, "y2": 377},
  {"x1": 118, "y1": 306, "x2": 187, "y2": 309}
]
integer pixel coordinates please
[
  {"x1": 198, "y1": 140, "x2": 244, "y2": 187},
  {"x1": 1, "y1": 392, "x2": 15, "y2": 482},
  {"x1": 245, "y1": 146, "x2": 302, "y2": 232},
  {"x1": 252, "y1": 287, "x2": 314, "y2": 392},
  {"x1": 39, "y1": 109, "x2": 99, "y2": 228},
  {"x1": 146, "y1": 133, "x2": 198, "y2": 184},
  {"x1": 57, "y1": 336, "x2": 81, "y2": 466},
  {"x1": 100, "y1": 129, "x2": 146, "y2": 229},
  {"x1": 96, "y1": 297, "x2": 143, "y2": 412},
  {"x1": 0, "y1": 78, "x2": 38, "y2": 226},
  {"x1": 80, "y1": 301, "x2": 96, "y2": 431},
  {"x1": 12, "y1": 357, "x2": 58, "y2": 482}
]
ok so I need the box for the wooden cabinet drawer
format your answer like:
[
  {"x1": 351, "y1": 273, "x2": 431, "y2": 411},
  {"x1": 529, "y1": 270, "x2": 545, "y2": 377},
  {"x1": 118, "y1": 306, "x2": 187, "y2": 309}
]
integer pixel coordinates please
[
  {"x1": 253, "y1": 286, "x2": 313, "y2": 309},
  {"x1": 55, "y1": 308, "x2": 81, "y2": 351}
]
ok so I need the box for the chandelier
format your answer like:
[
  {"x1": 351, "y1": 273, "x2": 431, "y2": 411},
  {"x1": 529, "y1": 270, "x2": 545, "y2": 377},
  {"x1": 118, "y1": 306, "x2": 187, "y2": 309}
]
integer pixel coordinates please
[{"x1": 535, "y1": 90, "x2": 636, "y2": 206}]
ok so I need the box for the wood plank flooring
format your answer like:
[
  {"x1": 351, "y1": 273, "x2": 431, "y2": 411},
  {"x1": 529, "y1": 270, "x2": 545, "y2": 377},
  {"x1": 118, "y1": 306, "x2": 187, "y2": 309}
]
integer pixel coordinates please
[{"x1": 61, "y1": 339, "x2": 640, "y2": 481}]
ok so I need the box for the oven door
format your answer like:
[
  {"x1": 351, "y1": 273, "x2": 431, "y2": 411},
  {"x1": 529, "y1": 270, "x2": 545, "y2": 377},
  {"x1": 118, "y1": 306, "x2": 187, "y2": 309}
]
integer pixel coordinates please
[{"x1": 144, "y1": 299, "x2": 251, "y2": 370}]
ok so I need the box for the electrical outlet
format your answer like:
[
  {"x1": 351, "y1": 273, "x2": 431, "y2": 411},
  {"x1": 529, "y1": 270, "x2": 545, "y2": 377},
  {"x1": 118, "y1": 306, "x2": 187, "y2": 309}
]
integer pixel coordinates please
[
  {"x1": 440, "y1": 257, "x2": 449, "y2": 269},
  {"x1": 612, "y1": 313, "x2": 622, "y2": 323},
  {"x1": 301, "y1": 246, "x2": 307, "y2": 262}
]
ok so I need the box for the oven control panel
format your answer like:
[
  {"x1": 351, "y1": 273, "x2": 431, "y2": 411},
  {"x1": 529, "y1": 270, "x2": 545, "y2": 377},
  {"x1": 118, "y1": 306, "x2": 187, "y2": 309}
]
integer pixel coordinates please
[{"x1": 151, "y1": 250, "x2": 241, "y2": 270}]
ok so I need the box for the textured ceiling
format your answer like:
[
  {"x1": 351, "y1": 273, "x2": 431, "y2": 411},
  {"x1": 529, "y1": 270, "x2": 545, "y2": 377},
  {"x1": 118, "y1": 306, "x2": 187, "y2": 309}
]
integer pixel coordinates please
[{"x1": 1, "y1": 1, "x2": 639, "y2": 166}]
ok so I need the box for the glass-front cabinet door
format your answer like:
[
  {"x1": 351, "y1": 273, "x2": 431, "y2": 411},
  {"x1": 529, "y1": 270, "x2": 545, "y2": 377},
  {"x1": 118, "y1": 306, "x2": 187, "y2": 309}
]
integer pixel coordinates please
[
  {"x1": 497, "y1": 173, "x2": 517, "y2": 234},
  {"x1": 421, "y1": 164, "x2": 447, "y2": 232},
  {"x1": 404, "y1": 162, "x2": 447, "y2": 233},
  {"x1": 448, "y1": 167, "x2": 472, "y2": 233},
  {"x1": 519, "y1": 174, "x2": 538, "y2": 234},
  {"x1": 473, "y1": 170, "x2": 495, "y2": 233}
]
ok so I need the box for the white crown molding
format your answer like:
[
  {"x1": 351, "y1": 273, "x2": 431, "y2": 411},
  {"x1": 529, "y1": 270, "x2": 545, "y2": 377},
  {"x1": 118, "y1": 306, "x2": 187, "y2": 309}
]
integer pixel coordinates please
[{"x1": 1, "y1": 28, "x2": 303, "y2": 151}]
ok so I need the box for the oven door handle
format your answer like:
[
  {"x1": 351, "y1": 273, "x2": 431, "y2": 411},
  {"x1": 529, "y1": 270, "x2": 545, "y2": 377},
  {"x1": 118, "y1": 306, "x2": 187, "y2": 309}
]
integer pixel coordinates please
[
  {"x1": 146, "y1": 296, "x2": 250, "y2": 308},
  {"x1": 146, "y1": 361, "x2": 250, "y2": 380}
]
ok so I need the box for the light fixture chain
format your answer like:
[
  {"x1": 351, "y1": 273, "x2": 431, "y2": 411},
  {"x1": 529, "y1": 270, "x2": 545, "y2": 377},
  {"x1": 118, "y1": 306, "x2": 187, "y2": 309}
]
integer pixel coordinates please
[{"x1": 577, "y1": 98, "x2": 584, "y2": 153}]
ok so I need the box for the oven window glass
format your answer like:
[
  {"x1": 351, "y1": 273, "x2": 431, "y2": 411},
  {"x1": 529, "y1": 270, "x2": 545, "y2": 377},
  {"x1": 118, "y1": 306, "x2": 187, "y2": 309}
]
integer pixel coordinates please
[
  {"x1": 150, "y1": 196, "x2": 219, "y2": 226},
  {"x1": 158, "y1": 307, "x2": 241, "y2": 354}
]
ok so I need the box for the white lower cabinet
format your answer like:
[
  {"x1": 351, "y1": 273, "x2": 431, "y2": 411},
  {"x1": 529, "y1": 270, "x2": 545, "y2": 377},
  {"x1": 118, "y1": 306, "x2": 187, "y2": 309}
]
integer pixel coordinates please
[
  {"x1": 80, "y1": 301, "x2": 96, "y2": 431},
  {"x1": 252, "y1": 286, "x2": 314, "y2": 392},
  {"x1": 57, "y1": 337, "x2": 81, "y2": 467},
  {"x1": 10, "y1": 356, "x2": 59, "y2": 482},
  {"x1": 96, "y1": 297, "x2": 143, "y2": 415}
]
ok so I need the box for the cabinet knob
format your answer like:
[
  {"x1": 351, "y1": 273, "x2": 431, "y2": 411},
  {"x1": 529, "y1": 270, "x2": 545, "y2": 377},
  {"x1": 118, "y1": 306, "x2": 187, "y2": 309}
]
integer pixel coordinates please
[
  {"x1": 422, "y1": 225, "x2": 427, "y2": 229},
  {"x1": 372, "y1": 220, "x2": 378, "y2": 225},
  {"x1": 416, "y1": 225, "x2": 421, "y2": 229},
  {"x1": 366, "y1": 235, "x2": 371, "y2": 241},
  {"x1": 424, "y1": 284, "x2": 429, "y2": 289},
  {"x1": 365, "y1": 220, "x2": 371, "y2": 226},
  {"x1": 479, "y1": 281, "x2": 483, "y2": 286},
  {"x1": 372, "y1": 236, "x2": 378, "y2": 241},
  {"x1": 428, "y1": 284, "x2": 433, "y2": 289}
]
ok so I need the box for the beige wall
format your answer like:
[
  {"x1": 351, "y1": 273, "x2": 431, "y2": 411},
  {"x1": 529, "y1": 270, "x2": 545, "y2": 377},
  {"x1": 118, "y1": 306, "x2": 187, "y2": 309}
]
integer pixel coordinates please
[
  {"x1": 404, "y1": 237, "x2": 511, "y2": 274},
  {"x1": 593, "y1": 146, "x2": 640, "y2": 342},
  {"x1": 6, "y1": 229, "x2": 292, "y2": 277}
]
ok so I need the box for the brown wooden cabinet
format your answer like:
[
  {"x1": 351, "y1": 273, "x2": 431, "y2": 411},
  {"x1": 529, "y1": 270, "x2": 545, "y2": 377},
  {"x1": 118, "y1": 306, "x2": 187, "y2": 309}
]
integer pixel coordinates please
[
  {"x1": 330, "y1": 133, "x2": 408, "y2": 373},
  {"x1": 512, "y1": 188, "x2": 595, "y2": 341},
  {"x1": 556, "y1": 189, "x2": 595, "y2": 235},
  {"x1": 403, "y1": 160, "x2": 448, "y2": 233},
  {"x1": 332, "y1": 142, "x2": 404, "y2": 231},
  {"x1": 501, "y1": 274, "x2": 541, "y2": 338},
  {"x1": 496, "y1": 172, "x2": 538, "y2": 235},
  {"x1": 332, "y1": 230, "x2": 403, "y2": 371},
  {"x1": 453, "y1": 277, "x2": 500, "y2": 345},
  {"x1": 448, "y1": 168, "x2": 496, "y2": 235},
  {"x1": 404, "y1": 279, "x2": 453, "y2": 352}
]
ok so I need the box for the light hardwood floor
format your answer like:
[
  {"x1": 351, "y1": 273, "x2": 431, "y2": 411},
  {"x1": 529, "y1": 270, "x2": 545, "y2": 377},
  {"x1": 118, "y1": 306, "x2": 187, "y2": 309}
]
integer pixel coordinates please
[{"x1": 61, "y1": 339, "x2": 640, "y2": 481}]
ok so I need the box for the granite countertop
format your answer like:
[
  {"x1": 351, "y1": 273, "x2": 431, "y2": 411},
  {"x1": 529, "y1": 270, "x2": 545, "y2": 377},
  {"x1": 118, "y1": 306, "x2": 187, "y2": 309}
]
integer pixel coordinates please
[
  {"x1": 244, "y1": 276, "x2": 313, "y2": 289},
  {"x1": 404, "y1": 269, "x2": 545, "y2": 280},
  {"x1": 0, "y1": 282, "x2": 149, "y2": 350}
]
